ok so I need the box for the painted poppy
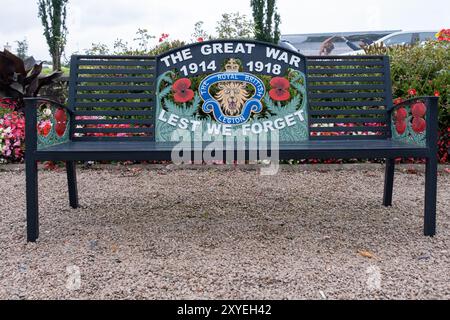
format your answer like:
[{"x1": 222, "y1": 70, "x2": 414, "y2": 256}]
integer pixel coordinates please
[
  {"x1": 396, "y1": 107, "x2": 408, "y2": 120},
  {"x1": 269, "y1": 77, "x2": 291, "y2": 101},
  {"x1": 394, "y1": 107, "x2": 408, "y2": 135},
  {"x1": 55, "y1": 108, "x2": 67, "y2": 137},
  {"x1": 172, "y1": 78, "x2": 195, "y2": 103},
  {"x1": 411, "y1": 102, "x2": 426, "y2": 118},
  {"x1": 411, "y1": 101, "x2": 427, "y2": 134},
  {"x1": 412, "y1": 117, "x2": 426, "y2": 133},
  {"x1": 37, "y1": 120, "x2": 52, "y2": 137},
  {"x1": 395, "y1": 120, "x2": 407, "y2": 134}
]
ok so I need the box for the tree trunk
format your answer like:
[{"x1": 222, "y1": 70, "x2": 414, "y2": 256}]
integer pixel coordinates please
[{"x1": 52, "y1": 53, "x2": 61, "y2": 71}]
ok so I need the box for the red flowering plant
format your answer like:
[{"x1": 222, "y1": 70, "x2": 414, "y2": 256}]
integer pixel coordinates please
[
  {"x1": 159, "y1": 33, "x2": 169, "y2": 43},
  {"x1": 436, "y1": 29, "x2": 450, "y2": 42},
  {"x1": 0, "y1": 111, "x2": 25, "y2": 162}
]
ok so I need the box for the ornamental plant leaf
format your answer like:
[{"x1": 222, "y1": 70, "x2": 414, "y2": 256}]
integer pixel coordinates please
[
  {"x1": 24, "y1": 57, "x2": 37, "y2": 74},
  {"x1": 0, "y1": 50, "x2": 62, "y2": 110}
]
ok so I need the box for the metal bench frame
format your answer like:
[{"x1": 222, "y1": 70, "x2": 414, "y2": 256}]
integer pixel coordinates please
[{"x1": 24, "y1": 40, "x2": 439, "y2": 242}]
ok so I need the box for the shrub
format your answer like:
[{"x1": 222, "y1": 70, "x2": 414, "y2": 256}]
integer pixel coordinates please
[
  {"x1": 0, "y1": 110, "x2": 25, "y2": 162},
  {"x1": 365, "y1": 40, "x2": 450, "y2": 163}
]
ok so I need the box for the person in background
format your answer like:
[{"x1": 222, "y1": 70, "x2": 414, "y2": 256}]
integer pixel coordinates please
[{"x1": 319, "y1": 36, "x2": 336, "y2": 56}]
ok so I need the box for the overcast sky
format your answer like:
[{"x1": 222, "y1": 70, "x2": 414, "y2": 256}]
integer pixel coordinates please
[{"x1": 1, "y1": 0, "x2": 448, "y2": 61}]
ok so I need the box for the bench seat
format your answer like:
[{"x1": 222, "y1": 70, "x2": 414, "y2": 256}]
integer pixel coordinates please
[{"x1": 36, "y1": 139, "x2": 428, "y2": 161}]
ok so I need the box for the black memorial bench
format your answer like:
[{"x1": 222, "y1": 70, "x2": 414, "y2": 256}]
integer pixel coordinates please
[{"x1": 24, "y1": 40, "x2": 439, "y2": 242}]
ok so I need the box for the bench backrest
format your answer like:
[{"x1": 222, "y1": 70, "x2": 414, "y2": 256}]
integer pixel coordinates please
[
  {"x1": 69, "y1": 55, "x2": 157, "y2": 141},
  {"x1": 306, "y1": 55, "x2": 393, "y2": 140},
  {"x1": 68, "y1": 40, "x2": 393, "y2": 143}
]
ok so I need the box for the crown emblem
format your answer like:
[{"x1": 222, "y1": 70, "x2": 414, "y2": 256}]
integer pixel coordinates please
[{"x1": 224, "y1": 59, "x2": 240, "y2": 72}]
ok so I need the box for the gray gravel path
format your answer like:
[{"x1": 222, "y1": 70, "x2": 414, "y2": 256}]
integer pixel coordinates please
[{"x1": 0, "y1": 165, "x2": 449, "y2": 300}]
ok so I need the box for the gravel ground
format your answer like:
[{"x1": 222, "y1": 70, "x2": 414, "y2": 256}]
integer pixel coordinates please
[{"x1": 0, "y1": 165, "x2": 449, "y2": 300}]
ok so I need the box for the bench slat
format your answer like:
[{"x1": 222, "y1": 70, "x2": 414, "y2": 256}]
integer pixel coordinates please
[
  {"x1": 310, "y1": 126, "x2": 388, "y2": 133},
  {"x1": 74, "y1": 110, "x2": 153, "y2": 116},
  {"x1": 76, "y1": 93, "x2": 152, "y2": 100},
  {"x1": 310, "y1": 109, "x2": 386, "y2": 116},
  {"x1": 307, "y1": 60, "x2": 384, "y2": 67},
  {"x1": 72, "y1": 136, "x2": 153, "y2": 142},
  {"x1": 76, "y1": 85, "x2": 154, "y2": 91},
  {"x1": 78, "y1": 60, "x2": 155, "y2": 66},
  {"x1": 75, "y1": 119, "x2": 155, "y2": 125},
  {"x1": 77, "y1": 69, "x2": 154, "y2": 75},
  {"x1": 310, "y1": 117, "x2": 387, "y2": 124},
  {"x1": 310, "y1": 135, "x2": 388, "y2": 140},
  {"x1": 308, "y1": 68, "x2": 384, "y2": 75},
  {"x1": 74, "y1": 127, "x2": 154, "y2": 134},
  {"x1": 309, "y1": 101, "x2": 386, "y2": 107},
  {"x1": 76, "y1": 77, "x2": 153, "y2": 83},
  {"x1": 308, "y1": 76, "x2": 385, "y2": 82},
  {"x1": 308, "y1": 84, "x2": 386, "y2": 91},
  {"x1": 309, "y1": 92, "x2": 386, "y2": 99},
  {"x1": 74, "y1": 102, "x2": 153, "y2": 108}
]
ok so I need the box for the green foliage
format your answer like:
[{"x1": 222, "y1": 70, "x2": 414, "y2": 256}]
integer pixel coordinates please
[
  {"x1": 191, "y1": 21, "x2": 212, "y2": 42},
  {"x1": 216, "y1": 13, "x2": 254, "y2": 39},
  {"x1": 365, "y1": 40, "x2": 449, "y2": 162},
  {"x1": 133, "y1": 28, "x2": 155, "y2": 52},
  {"x1": 15, "y1": 39, "x2": 29, "y2": 60},
  {"x1": 37, "y1": 0, "x2": 69, "y2": 71},
  {"x1": 149, "y1": 40, "x2": 186, "y2": 56},
  {"x1": 250, "y1": 0, "x2": 281, "y2": 44}
]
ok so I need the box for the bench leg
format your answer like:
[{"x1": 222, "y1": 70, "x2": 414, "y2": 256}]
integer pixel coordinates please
[
  {"x1": 26, "y1": 158, "x2": 39, "y2": 242},
  {"x1": 383, "y1": 158, "x2": 395, "y2": 207},
  {"x1": 424, "y1": 156, "x2": 438, "y2": 236},
  {"x1": 66, "y1": 161, "x2": 79, "y2": 209}
]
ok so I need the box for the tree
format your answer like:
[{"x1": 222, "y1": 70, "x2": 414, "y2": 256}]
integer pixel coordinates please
[
  {"x1": 191, "y1": 21, "x2": 211, "y2": 42},
  {"x1": 15, "y1": 39, "x2": 29, "y2": 59},
  {"x1": 216, "y1": 13, "x2": 254, "y2": 39},
  {"x1": 250, "y1": 0, "x2": 281, "y2": 44},
  {"x1": 37, "y1": 0, "x2": 69, "y2": 71}
]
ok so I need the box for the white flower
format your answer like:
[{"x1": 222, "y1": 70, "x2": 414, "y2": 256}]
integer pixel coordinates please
[{"x1": 44, "y1": 108, "x2": 52, "y2": 117}]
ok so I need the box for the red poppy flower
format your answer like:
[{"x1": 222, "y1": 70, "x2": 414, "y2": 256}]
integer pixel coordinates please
[
  {"x1": 197, "y1": 37, "x2": 204, "y2": 42},
  {"x1": 54, "y1": 108, "x2": 67, "y2": 137},
  {"x1": 411, "y1": 102, "x2": 426, "y2": 118},
  {"x1": 269, "y1": 77, "x2": 291, "y2": 101},
  {"x1": 172, "y1": 78, "x2": 194, "y2": 103},
  {"x1": 408, "y1": 88, "x2": 417, "y2": 96},
  {"x1": 412, "y1": 117, "x2": 426, "y2": 133},
  {"x1": 434, "y1": 91, "x2": 440, "y2": 97}
]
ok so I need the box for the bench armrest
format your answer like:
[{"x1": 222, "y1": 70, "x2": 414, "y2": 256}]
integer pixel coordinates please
[
  {"x1": 24, "y1": 98, "x2": 72, "y2": 153},
  {"x1": 388, "y1": 96, "x2": 439, "y2": 149}
]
